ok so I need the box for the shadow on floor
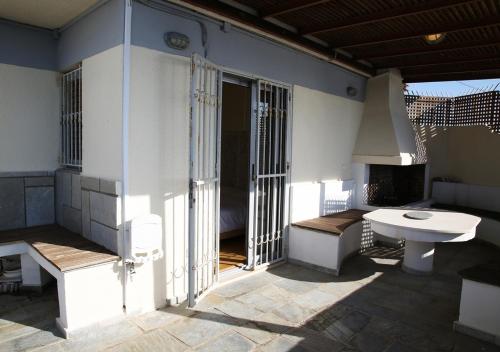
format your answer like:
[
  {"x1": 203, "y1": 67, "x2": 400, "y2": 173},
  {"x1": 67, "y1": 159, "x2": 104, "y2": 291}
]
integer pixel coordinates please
[{"x1": 2, "y1": 241, "x2": 500, "y2": 352}]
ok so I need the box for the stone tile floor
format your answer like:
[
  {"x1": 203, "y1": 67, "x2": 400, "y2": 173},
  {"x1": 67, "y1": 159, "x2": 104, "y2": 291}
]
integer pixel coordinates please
[{"x1": 1, "y1": 241, "x2": 500, "y2": 352}]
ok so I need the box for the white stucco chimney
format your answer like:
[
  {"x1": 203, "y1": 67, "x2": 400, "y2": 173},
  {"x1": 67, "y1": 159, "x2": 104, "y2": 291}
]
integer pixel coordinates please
[{"x1": 352, "y1": 69, "x2": 425, "y2": 165}]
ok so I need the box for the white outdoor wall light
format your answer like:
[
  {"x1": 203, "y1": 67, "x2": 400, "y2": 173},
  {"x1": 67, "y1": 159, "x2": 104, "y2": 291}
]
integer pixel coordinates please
[{"x1": 164, "y1": 31, "x2": 190, "y2": 50}]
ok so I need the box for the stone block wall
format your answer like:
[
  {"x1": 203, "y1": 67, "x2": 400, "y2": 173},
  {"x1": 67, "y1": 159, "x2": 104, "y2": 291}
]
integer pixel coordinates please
[
  {"x1": 0, "y1": 172, "x2": 55, "y2": 231},
  {"x1": 56, "y1": 169, "x2": 121, "y2": 254}
]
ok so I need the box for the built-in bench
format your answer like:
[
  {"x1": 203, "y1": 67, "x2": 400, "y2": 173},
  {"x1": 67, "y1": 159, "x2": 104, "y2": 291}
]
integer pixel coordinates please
[
  {"x1": 432, "y1": 203, "x2": 500, "y2": 223},
  {"x1": 0, "y1": 225, "x2": 123, "y2": 337},
  {"x1": 432, "y1": 181, "x2": 500, "y2": 248},
  {"x1": 289, "y1": 209, "x2": 368, "y2": 275},
  {"x1": 454, "y1": 262, "x2": 500, "y2": 346}
]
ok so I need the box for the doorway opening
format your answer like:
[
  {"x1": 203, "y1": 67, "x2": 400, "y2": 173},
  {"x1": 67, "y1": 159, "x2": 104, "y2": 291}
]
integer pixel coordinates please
[
  {"x1": 219, "y1": 79, "x2": 251, "y2": 272},
  {"x1": 188, "y1": 54, "x2": 292, "y2": 306}
]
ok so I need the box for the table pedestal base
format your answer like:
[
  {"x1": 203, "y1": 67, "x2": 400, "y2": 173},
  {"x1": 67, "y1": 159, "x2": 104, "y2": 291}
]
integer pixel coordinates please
[{"x1": 402, "y1": 240, "x2": 435, "y2": 275}]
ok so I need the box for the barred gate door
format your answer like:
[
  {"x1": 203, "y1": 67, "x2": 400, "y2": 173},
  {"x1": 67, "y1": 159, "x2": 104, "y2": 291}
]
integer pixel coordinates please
[
  {"x1": 248, "y1": 80, "x2": 291, "y2": 268},
  {"x1": 188, "y1": 54, "x2": 221, "y2": 307}
]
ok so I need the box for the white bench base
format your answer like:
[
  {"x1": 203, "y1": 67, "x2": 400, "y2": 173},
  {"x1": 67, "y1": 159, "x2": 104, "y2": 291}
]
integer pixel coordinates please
[
  {"x1": 476, "y1": 218, "x2": 500, "y2": 248},
  {"x1": 455, "y1": 278, "x2": 500, "y2": 346},
  {"x1": 0, "y1": 242, "x2": 123, "y2": 338},
  {"x1": 289, "y1": 221, "x2": 363, "y2": 275}
]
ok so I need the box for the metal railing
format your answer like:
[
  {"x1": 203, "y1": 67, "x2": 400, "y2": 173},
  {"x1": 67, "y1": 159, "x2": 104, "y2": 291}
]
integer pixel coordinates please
[{"x1": 61, "y1": 66, "x2": 82, "y2": 168}]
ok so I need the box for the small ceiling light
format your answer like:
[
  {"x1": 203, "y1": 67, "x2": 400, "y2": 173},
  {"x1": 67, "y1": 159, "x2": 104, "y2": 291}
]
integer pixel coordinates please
[
  {"x1": 164, "y1": 32, "x2": 190, "y2": 50},
  {"x1": 424, "y1": 33, "x2": 446, "y2": 45}
]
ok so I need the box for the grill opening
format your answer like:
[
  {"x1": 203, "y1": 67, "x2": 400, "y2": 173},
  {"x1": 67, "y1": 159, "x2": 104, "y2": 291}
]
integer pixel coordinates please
[{"x1": 367, "y1": 164, "x2": 425, "y2": 207}]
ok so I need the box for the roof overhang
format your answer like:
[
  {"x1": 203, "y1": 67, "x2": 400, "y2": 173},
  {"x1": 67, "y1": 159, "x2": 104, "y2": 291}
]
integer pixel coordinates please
[
  {"x1": 168, "y1": 0, "x2": 500, "y2": 83},
  {"x1": 0, "y1": 0, "x2": 104, "y2": 30}
]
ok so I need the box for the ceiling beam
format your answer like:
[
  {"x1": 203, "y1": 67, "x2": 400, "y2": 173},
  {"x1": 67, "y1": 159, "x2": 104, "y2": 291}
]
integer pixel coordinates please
[
  {"x1": 301, "y1": 0, "x2": 476, "y2": 36},
  {"x1": 377, "y1": 53, "x2": 500, "y2": 69},
  {"x1": 262, "y1": 0, "x2": 330, "y2": 19},
  {"x1": 404, "y1": 70, "x2": 500, "y2": 83},
  {"x1": 335, "y1": 15, "x2": 500, "y2": 48},
  {"x1": 355, "y1": 39, "x2": 500, "y2": 60},
  {"x1": 168, "y1": 0, "x2": 374, "y2": 76}
]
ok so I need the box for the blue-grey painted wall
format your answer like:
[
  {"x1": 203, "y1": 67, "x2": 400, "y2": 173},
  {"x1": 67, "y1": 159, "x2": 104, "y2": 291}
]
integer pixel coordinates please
[
  {"x1": 57, "y1": 0, "x2": 124, "y2": 70},
  {"x1": 0, "y1": 0, "x2": 123, "y2": 71},
  {"x1": 131, "y1": 2, "x2": 366, "y2": 101},
  {"x1": 0, "y1": 21, "x2": 57, "y2": 70},
  {"x1": 1, "y1": 0, "x2": 365, "y2": 100}
]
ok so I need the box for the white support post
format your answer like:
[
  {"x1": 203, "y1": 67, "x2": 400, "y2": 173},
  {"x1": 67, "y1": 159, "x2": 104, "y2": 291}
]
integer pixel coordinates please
[{"x1": 20, "y1": 253, "x2": 51, "y2": 289}]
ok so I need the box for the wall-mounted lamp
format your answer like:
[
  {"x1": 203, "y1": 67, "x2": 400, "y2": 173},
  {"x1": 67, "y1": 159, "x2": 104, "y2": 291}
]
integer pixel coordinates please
[
  {"x1": 164, "y1": 32, "x2": 190, "y2": 50},
  {"x1": 346, "y1": 86, "x2": 358, "y2": 97}
]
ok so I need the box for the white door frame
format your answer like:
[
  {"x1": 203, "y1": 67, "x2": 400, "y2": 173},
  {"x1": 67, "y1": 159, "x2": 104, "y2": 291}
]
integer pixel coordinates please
[{"x1": 188, "y1": 54, "x2": 222, "y2": 307}]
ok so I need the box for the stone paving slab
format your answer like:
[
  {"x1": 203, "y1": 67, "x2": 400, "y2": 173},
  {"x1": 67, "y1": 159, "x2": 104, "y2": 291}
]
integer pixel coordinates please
[
  {"x1": 272, "y1": 302, "x2": 316, "y2": 325},
  {"x1": 233, "y1": 322, "x2": 278, "y2": 345},
  {"x1": 106, "y1": 328, "x2": 189, "y2": 352},
  {"x1": 164, "y1": 309, "x2": 238, "y2": 348},
  {"x1": 235, "y1": 290, "x2": 284, "y2": 314},
  {"x1": 2, "y1": 243, "x2": 500, "y2": 352},
  {"x1": 257, "y1": 336, "x2": 309, "y2": 352},
  {"x1": 216, "y1": 298, "x2": 265, "y2": 321},
  {"x1": 195, "y1": 331, "x2": 255, "y2": 352},
  {"x1": 131, "y1": 305, "x2": 195, "y2": 331},
  {"x1": 0, "y1": 326, "x2": 60, "y2": 352},
  {"x1": 50, "y1": 320, "x2": 142, "y2": 352},
  {"x1": 282, "y1": 327, "x2": 348, "y2": 352}
]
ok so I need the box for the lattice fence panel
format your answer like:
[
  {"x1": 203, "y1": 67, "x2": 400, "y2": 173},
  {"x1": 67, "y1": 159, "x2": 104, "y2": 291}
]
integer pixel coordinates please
[{"x1": 405, "y1": 91, "x2": 500, "y2": 134}]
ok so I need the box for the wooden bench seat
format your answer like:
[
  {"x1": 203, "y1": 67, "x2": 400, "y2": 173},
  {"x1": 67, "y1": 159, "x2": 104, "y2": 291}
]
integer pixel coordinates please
[
  {"x1": 0, "y1": 225, "x2": 120, "y2": 272},
  {"x1": 292, "y1": 209, "x2": 368, "y2": 235},
  {"x1": 0, "y1": 225, "x2": 123, "y2": 337},
  {"x1": 0, "y1": 225, "x2": 119, "y2": 272},
  {"x1": 289, "y1": 209, "x2": 368, "y2": 275}
]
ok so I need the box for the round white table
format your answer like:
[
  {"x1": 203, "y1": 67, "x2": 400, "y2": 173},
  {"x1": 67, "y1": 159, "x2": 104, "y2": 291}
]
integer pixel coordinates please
[{"x1": 363, "y1": 209, "x2": 481, "y2": 274}]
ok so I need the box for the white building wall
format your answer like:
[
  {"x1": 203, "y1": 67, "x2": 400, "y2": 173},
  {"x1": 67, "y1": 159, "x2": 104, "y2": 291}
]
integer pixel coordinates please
[
  {"x1": 127, "y1": 46, "x2": 191, "y2": 310},
  {"x1": 421, "y1": 126, "x2": 500, "y2": 188},
  {"x1": 81, "y1": 45, "x2": 123, "y2": 181},
  {"x1": 290, "y1": 85, "x2": 364, "y2": 222},
  {"x1": 0, "y1": 63, "x2": 60, "y2": 172},
  {"x1": 124, "y1": 48, "x2": 366, "y2": 309}
]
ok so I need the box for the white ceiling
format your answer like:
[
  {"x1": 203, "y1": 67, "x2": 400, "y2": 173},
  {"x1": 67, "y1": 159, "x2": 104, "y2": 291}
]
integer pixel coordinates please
[{"x1": 0, "y1": 0, "x2": 101, "y2": 29}]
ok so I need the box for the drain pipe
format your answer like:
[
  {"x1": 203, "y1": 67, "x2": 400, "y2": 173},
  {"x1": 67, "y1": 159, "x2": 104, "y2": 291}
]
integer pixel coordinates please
[{"x1": 121, "y1": 0, "x2": 132, "y2": 311}]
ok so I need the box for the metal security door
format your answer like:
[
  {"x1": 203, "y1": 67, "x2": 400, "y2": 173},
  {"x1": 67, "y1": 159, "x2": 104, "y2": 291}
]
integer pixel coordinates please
[
  {"x1": 188, "y1": 54, "x2": 221, "y2": 307},
  {"x1": 248, "y1": 80, "x2": 291, "y2": 268}
]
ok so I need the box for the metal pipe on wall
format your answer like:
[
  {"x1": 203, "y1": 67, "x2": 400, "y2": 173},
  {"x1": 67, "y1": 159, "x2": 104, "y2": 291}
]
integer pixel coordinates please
[
  {"x1": 135, "y1": 0, "x2": 209, "y2": 57},
  {"x1": 121, "y1": 0, "x2": 132, "y2": 311}
]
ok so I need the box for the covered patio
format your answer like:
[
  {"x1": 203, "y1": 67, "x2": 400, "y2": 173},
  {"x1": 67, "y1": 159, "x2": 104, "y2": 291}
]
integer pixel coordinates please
[{"x1": 1, "y1": 0, "x2": 500, "y2": 350}]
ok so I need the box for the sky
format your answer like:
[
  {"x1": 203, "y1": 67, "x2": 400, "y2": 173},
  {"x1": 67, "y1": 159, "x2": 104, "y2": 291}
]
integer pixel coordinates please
[{"x1": 406, "y1": 78, "x2": 500, "y2": 97}]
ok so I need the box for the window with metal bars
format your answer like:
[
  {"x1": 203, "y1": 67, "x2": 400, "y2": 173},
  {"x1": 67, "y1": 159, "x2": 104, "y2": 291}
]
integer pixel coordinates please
[{"x1": 60, "y1": 66, "x2": 82, "y2": 168}]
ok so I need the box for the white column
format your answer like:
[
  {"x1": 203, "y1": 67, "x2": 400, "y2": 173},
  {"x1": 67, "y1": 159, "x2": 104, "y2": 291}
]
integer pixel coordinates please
[
  {"x1": 402, "y1": 240, "x2": 435, "y2": 274},
  {"x1": 21, "y1": 253, "x2": 51, "y2": 289}
]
